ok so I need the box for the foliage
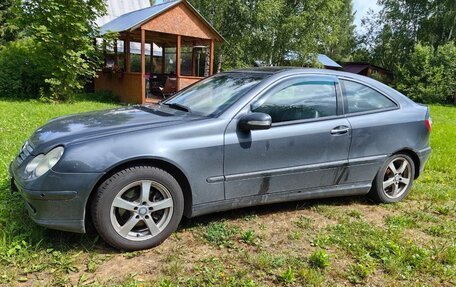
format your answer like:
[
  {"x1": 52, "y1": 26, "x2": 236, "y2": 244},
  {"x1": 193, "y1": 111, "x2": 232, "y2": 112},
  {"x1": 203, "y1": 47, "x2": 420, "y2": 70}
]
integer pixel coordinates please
[
  {"x1": 309, "y1": 249, "x2": 330, "y2": 269},
  {"x1": 240, "y1": 229, "x2": 257, "y2": 245},
  {"x1": 357, "y1": 0, "x2": 456, "y2": 70},
  {"x1": 189, "y1": 0, "x2": 356, "y2": 69},
  {"x1": 0, "y1": 38, "x2": 51, "y2": 99},
  {"x1": 0, "y1": 0, "x2": 20, "y2": 47},
  {"x1": 355, "y1": 0, "x2": 456, "y2": 104},
  {"x1": 4, "y1": 0, "x2": 107, "y2": 101},
  {"x1": 395, "y1": 43, "x2": 456, "y2": 103},
  {"x1": 201, "y1": 221, "x2": 239, "y2": 248}
]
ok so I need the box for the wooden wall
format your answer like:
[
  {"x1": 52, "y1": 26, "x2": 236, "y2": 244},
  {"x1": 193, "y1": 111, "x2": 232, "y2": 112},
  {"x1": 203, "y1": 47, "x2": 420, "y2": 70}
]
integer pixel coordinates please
[
  {"x1": 141, "y1": 3, "x2": 217, "y2": 40},
  {"x1": 178, "y1": 76, "x2": 203, "y2": 90},
  {"x1": 95, "y1": 72, "x2": 143, "y2": 104}
]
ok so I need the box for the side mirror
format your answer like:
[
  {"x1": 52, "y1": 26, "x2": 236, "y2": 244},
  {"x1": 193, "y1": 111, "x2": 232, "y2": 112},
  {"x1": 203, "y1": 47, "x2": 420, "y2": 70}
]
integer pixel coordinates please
[{"x1": 239, "y1": 113, "x2": 272, "y2": 131}]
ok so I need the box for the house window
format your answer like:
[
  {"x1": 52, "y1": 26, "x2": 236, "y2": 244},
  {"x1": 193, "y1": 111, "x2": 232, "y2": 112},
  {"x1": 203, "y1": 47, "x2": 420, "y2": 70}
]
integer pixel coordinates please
[
  {"x1": 164, "y1": 47, "x2": 176, "y2": 75},
  {"x1": 129, "y1": 42, "x2": 151, "y2": 73}
]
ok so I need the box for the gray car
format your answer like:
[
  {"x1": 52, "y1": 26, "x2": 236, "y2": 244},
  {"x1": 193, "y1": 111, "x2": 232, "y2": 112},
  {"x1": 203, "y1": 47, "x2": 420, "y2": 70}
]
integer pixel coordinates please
[{"x1": 9, "y1": 68, "x2": 432, "y2": 250}]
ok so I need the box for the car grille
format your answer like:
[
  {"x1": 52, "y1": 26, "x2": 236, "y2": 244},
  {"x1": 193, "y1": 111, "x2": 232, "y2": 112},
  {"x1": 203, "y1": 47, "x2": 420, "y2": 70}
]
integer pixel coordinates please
[{"x1": 16, "y1": 141, "x2": 34, "y2": 165}]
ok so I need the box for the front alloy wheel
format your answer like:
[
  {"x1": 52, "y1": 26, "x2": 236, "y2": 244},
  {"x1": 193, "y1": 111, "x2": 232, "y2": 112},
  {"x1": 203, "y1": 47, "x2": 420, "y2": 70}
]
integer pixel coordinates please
[
  {"x1": 92, "y1": 166, "x2": 184, "y2": 251},
  {"x1": 110, "y1": 180, "x2": 174, "y2": 241}
]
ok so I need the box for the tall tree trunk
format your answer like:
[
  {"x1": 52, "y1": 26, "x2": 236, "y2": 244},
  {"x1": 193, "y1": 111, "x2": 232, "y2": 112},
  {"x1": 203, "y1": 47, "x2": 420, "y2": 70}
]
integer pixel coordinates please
[
  {"x1": 217, "y1": 53, "x2": 223, "y2": 73},
  {"x1": 448, "y1": 14, "x2": 456, "y2": 42}
]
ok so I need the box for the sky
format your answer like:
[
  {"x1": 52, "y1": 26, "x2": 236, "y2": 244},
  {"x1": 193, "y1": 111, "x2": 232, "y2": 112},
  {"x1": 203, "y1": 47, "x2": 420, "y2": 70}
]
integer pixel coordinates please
[{"x1": 352, "y1": 0, "x2": 382, "y2": 30}]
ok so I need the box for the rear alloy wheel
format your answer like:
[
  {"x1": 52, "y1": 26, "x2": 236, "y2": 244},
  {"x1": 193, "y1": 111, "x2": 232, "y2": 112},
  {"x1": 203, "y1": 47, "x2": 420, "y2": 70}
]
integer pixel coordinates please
[
  {"x1": 92, "y1": 166, "x2": 184, "y2": 251},
  {"x1": 369, "y1": 154, "x2": 415, "y2": 203}
]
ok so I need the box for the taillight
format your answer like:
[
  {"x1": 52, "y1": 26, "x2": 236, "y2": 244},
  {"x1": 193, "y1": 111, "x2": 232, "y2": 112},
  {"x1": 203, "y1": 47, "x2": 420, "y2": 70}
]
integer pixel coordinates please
[{"x1": 425, "y1": 112, "x2": 432, "y2": 132}]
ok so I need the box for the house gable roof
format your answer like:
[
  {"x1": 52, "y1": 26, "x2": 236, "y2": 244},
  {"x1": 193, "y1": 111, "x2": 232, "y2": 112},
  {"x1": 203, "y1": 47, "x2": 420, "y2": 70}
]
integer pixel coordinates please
[{"x1": 100, "y1": 0, "x2": 224, "y2": 42}]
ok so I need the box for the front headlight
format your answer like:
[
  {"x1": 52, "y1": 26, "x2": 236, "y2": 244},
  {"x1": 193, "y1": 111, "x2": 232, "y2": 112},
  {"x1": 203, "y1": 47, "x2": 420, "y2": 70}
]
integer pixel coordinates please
[{"x1": 25, "y1": 146, "x2": 64, "y2": 178}]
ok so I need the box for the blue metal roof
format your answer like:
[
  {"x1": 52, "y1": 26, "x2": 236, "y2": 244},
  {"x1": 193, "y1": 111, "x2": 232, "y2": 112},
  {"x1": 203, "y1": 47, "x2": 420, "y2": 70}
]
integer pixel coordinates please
[
  {"x1": 317, "y1": 54, "x2": 342, "y2": 68},
  {"x1": 283, "y1": 52, "x2": 341, "y2": 68},
  {"x1": 100, "y1": 0, "x2": 181, "y2": 35}
]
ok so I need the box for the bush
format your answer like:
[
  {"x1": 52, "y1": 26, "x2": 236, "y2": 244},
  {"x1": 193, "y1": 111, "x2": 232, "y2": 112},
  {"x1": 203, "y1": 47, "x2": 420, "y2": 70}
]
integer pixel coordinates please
[
  {"x1": 0, "y1": 38, "x2": 51, "y2": 99},
  {"x1": 395, "y1": 43, "x2": 456, "y2": 104}
]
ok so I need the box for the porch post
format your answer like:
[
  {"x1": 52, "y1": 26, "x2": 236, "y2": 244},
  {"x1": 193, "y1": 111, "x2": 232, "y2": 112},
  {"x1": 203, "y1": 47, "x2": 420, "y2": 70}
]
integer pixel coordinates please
[
  {"x1": 162, "y1": 46, "x2": 166, "y2": 74},
  {"x1": 102, "y1": 39, "x2": 106, "y2": 67},
  {"x1": 125, "y1": 32, "x2": 131, "y2": 73},
  {"x1": 192, "y1": 41, "x2": 196, "y2": 76},
  {"x1": 113, "y1": 39, "x2": 118, "y2": 66},
  {"x1": 150, "y1": 42, "x2": 154, "y2": 75},
  {"x1": 141, "y1": 28, "x2": 146, "y2": 103},
  {"x1": 209, "y1": 39, "x2": 215, "y2": 76},
  {"x1": 176, "y1": 34, "x2": 181, "y2": 90}
]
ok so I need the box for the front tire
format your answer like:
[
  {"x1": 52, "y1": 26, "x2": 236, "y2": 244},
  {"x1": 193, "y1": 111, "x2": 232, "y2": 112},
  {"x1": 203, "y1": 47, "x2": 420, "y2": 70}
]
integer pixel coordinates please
[
  {"x1": 368, "y1": 154, "x2": 415, "y2": 203},
  {"x1": 91, "y1": 166, "x2": 184, "y2": 251}
]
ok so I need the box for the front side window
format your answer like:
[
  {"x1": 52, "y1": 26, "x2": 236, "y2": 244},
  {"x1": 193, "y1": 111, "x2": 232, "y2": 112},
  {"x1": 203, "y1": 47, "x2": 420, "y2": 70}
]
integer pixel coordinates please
[
  {"x1": 252, "y1": 78, "x2": 338, "y2": 123},
  {"x1": 341, "y1": 80, "x2": 396, "y2": 113}
]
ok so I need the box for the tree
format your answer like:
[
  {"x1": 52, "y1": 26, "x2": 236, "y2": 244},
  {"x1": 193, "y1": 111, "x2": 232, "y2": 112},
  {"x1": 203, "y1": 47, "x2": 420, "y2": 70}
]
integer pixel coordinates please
[
  {"x1": 189, "y1": 0, "x2": 356, "y2": 69},
  {"x1": 16, "y1": 0, "x2": 107, "y2": 101},
  {"x1": 322, "y1": 0, "x2": 356, "y2": 61},
  {"x1": 356, "y1": 0, "x2": 456, "y2": 70},
  {"x1": 395, "y1": 43, "x2": 456, "y2": 103},
  {"x1": 0, "y1": 0, "x2": 20, "y2": 47},
  {"x1": 0, "y1": 38, "x2": 51, "y2": 98}
]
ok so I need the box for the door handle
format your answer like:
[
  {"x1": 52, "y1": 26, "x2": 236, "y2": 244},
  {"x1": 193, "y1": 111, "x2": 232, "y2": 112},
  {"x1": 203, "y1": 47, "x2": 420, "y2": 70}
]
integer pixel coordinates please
[{"x1": 331, "y1": 125, "x2": 350, "y2": 135}]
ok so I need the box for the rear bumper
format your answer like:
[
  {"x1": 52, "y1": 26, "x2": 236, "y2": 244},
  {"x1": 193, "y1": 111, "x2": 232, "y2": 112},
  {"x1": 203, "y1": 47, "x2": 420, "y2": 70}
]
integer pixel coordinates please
[
  {"x1": 9, "y1": 162, "x2": 102, "y2": 234},
  {"x1": 416, "y1": 147, "x2": 432, "y2": 176}
]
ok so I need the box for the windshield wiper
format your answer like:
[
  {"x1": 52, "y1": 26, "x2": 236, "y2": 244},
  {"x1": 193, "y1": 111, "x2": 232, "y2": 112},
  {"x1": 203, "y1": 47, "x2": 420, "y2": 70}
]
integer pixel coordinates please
[{"x1": 162, "y1": 102, "x2": 191, "y2": 113}]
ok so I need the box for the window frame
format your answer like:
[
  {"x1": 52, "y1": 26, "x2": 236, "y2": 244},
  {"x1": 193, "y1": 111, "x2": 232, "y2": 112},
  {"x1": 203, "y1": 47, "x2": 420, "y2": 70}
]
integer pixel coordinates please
[
  {"x1": 249, "y1": 75, "x2": 345, "y2": 127},
  {"x1": 339, "y1": 77, "x2": 400, "y2": 116}
]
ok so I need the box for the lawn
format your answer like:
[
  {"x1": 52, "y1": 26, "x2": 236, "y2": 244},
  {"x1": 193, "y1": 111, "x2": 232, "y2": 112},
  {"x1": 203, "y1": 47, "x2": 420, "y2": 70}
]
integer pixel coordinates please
[{"x1": 0, "y1": 99, "x2": 454, "y2": 286}]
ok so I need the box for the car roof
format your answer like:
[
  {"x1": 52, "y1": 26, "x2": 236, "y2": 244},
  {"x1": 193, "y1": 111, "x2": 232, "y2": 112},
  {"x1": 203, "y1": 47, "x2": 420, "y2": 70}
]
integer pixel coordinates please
[
  {"x1": 224, "y1": 67, "x2": 415, "y2": 106},
  {"x1": 226, "y1": 67, "x2": 365, "y2": 78}
]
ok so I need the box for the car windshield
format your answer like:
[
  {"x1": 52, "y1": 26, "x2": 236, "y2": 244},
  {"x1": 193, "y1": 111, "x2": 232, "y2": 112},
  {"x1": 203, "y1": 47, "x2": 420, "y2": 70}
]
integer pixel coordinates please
[{"x1": 162, "y1": 73, "x2": 266, "y2": 117}]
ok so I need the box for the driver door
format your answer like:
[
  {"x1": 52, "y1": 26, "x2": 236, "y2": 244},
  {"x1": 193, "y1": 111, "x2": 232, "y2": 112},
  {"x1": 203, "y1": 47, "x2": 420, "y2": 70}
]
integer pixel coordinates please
[{"x1": 223, "y1": 75, "x2": 351, "y2": 199}]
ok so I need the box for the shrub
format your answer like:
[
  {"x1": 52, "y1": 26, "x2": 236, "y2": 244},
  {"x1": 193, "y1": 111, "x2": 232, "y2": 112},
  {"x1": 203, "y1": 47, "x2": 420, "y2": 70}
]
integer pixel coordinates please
[
  {"x1": 0, "y1": 38, "x2": 51, "y2": 99},
  {"x1": 395, "y1": 42, "x2": 456, "y2": 104}
]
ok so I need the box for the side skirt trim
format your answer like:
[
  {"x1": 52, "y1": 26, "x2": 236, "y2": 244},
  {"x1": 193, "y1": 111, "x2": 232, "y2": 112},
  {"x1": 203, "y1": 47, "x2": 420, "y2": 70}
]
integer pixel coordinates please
[{"x1": 190, "y1": 182, "x2": 371, "y2": 217}]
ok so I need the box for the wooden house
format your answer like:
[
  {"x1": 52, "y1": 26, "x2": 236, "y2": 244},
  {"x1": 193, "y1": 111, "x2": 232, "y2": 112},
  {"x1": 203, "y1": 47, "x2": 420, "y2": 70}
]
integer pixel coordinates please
[
  {"x1": 342, "y1": 62, "x2": 394, "y2": 83},
  {"x1": 95, "y1": 0, "x2": 224, "y2": 104}
]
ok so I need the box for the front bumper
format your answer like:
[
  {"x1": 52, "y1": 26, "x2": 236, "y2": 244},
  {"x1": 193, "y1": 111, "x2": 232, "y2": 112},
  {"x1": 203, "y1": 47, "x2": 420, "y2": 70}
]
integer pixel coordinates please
[{"x1": 9, "y1": 162, "x2": 103, "y2": 233}]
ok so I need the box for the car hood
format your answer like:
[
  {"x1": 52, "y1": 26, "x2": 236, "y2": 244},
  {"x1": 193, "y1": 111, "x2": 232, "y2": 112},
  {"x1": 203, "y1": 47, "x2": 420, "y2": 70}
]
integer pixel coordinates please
[{"x1": 28, "y1": 105, "x2": 197, "y2": 150}]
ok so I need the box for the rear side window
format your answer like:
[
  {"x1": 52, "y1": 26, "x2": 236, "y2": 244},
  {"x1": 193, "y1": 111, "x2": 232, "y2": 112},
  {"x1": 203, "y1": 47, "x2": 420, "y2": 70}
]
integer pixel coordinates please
[
  {"x1": 252, "y1": 79, "x2": 338, "y2": 123},
  {"x1": 341, "y1": 80, "x2": 396, "y2": 113}
]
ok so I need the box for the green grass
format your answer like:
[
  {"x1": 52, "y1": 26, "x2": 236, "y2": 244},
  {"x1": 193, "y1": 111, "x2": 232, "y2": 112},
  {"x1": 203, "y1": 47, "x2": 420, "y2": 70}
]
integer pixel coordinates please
[
  {"x1": 0, "y1": 95, "x2": 119, "y2": 285},
  {"x1": 0, "y1": 100, "x2": 454, "y2": 286},
  {"x1": 200, "y1": 221, "x2": 239, "y2": 248}
]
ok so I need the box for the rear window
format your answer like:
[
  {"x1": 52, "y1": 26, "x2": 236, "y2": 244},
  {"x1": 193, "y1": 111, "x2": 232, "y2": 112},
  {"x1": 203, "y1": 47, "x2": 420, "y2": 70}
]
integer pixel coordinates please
[{"x1": 341, "y1": 80, "x2": 396, "y2": 113}]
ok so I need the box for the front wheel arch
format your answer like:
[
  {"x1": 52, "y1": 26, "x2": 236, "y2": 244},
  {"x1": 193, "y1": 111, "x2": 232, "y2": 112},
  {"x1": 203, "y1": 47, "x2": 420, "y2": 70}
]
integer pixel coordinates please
[{"x1": 85, "y1": 158, "x2": 193, "y2": 230}]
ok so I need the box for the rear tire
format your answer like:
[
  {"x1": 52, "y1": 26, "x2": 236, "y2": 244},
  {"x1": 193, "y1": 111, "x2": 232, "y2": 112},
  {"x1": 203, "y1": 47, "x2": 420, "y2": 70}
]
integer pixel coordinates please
[
  {"x1": 91, "y1": 166, "x2": 184, "y2": 251},
  {"x1": 368, "y1": 154, "x2": 415, "y2": 203}
]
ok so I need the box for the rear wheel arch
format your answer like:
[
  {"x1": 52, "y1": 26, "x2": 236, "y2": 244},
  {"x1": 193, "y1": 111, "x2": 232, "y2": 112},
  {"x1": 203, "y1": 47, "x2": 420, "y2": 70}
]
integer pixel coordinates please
[
  {"x1": 85, "y1": 158, "x2": 193, "y2": 228},
  {"x1": 392, "y1": 149, "x2": 421, "y2": 179}
]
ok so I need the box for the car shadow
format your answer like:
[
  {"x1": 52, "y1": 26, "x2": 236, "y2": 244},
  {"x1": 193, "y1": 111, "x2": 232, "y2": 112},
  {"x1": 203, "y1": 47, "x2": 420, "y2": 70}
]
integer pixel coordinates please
[
  {"x1": 180, "y1": 195, "x2": 374, "y2": 229},
  {"x1": 40, "y1": 195, "x2": 374, "y2": 254}
]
